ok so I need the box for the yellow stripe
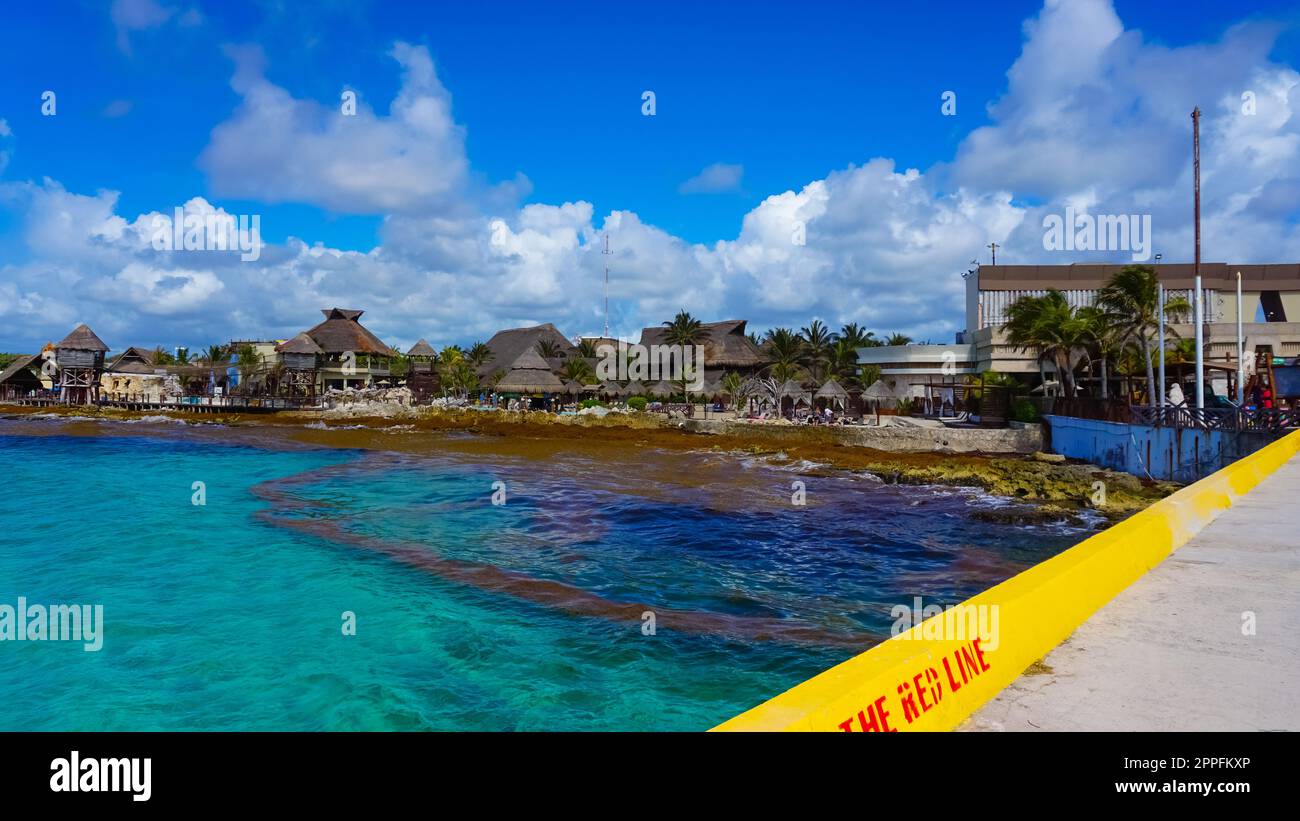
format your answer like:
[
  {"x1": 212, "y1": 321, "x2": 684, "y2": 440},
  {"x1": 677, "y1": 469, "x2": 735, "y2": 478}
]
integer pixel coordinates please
[{"x1": 713, "y1": 428, "x2": 1300, "y2": 732}]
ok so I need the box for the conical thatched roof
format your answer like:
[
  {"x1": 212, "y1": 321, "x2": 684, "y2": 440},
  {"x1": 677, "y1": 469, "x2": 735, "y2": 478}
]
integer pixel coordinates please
[
  {"x1": 597, "y1": 380, "x2": 622, "y2": 396},
  {"x1": 277, "y1": 332, "x2": 324, "y2": 355},
  {"x1": 407, "y1": 338, "x2": 436, "y2": 357},
  {"x1": 816, "y1": 378, "x2": 850, "y2": 401},
  {"x1": 862, "y1": 379, "x2": 895, "y2": 400},
  {"x1": 647, "y1": 380, "x2": 677, "y2": 397},
  {"x1": 300, "y1": 308, "x2": 389, "y2": 355},
  {"x1": 55, "y1": 323, "x2": 109, "y2": 352},
  {"x1": 494, "y1": 348, "x2": 564, "y2": 393},
  {"x1": 562, "y1": 379, "x2": 585, "y2": 395},
  {"x1": 621, "y1": 380, "x2": 647, "y2": 397}
]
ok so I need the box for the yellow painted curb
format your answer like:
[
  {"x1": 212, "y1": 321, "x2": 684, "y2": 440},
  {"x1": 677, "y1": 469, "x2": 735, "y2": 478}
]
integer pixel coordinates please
[{"x1": 713, "y1": 428, "x2": 1300, "y2": 732}]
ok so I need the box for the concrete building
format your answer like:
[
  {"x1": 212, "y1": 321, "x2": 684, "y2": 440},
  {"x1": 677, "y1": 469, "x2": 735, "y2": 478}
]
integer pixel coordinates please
[{"x1": 860, "y1": 262, "x2": 1300, "y2": 395}]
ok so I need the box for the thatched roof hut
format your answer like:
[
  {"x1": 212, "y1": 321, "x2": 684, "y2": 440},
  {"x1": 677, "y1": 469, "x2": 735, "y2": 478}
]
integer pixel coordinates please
[
  {"x1": 494, "y1": 348, "x2": 565, "y2": 394},
  {"x1": 862, "y1": 379, "x2": 894, "y2": 398},
  {"x1": 0, "y1": 354, "x2": 43, "y2": 398},
  {"x1": 562, "y1": 379, "x2": 585, "y2": 395},
  {"x1": 816, "y1": 378, "x2": 850, "y2": 407},
  {"x1": 636, "y1": 319, "x2": 767, "y2": 377},
  {"x1": 55, "y1": 324, "x2": 109, "y2": 353},
  {"x1": 778, "y1": 379, "x2": 812, "y2": 404},
  {"x1": 621, "y1": 380, "x2": 647, "y2": 397},
  {"x1": 406, "y1": 338, "x2": 436, "y2": 374},
  {"x1": 106, "y1": 346, "x2": 159, "y2": 375},
  {"x1": 406, "y1": 339, "x2": 436, "y2": 358},
  {"x1": 478, "y1": 323, "x2": 576, "y2": 378},
  {"x1": 301, "y1": 308, "x2": 389, "y2": 355},
  {"x1": 277, "y1": 332, "x2": 325, "y2": 355},
  {"x1": 647, "y1": 380, "x2": 675, "y2": 398},
  {"x1": 276, "y1": 332, "x2": 324, "y2": 373}
]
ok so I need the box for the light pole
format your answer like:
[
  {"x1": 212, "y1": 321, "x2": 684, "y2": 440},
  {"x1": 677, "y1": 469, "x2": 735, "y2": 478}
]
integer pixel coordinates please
[
  {"x1": 1158, "y1": 283, "x2": 1166, "y2": 408},
  {"x1": 1156, "y1": 252, "x2": 1164, "y2": 409},
  {"x1": 1192, "y1": 107, "x2": 1204, "y2": 412}
]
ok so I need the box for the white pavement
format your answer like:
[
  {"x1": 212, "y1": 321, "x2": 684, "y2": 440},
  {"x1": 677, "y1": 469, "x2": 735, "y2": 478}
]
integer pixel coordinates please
[{"x1": 962, "y1": 456, "x2": 1300, "y2": 732}]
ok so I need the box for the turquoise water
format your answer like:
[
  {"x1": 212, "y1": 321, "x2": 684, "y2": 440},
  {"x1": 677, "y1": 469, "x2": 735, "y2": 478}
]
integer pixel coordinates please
[{"x1": 0, "y1": 419, "x2": 1091, "y2": 730}]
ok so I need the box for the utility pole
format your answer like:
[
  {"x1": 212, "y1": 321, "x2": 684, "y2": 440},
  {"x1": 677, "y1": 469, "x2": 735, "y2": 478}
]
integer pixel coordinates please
[
  {"x1": 1156, "y1": 253, "x2": 1164, "y2": 407},
  {"x1": 987, "y1": 242, "x2": 999, "y2": 266},
  {"x1": 1192, "y1": 107, "x2": 1205, "y2": 411},
  {"x1": 1236, "y1": 270, "x2": 1244, "y2": 403},
  {"x1": 602, "y1": 233, "x2": 611, "y2": 339}
]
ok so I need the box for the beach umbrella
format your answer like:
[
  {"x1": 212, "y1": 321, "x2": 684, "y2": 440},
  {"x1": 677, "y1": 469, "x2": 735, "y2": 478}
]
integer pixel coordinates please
[{"x1": 816, "y1": 378, "x2": 850, "y2": 408}]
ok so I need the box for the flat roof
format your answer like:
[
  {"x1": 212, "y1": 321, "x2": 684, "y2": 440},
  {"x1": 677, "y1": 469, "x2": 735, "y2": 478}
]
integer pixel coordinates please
[{"x1": 978, "y1": 263, "x2": 1300, "y2": 291}]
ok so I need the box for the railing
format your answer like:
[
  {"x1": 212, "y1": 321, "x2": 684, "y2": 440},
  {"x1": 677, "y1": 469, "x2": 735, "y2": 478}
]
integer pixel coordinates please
[
  {"x1": 1047, "y1": 398, "x2": 1300, "y2": 432},
  {"x1": 1132, "y1": 405, "x2": 1300, "y2": 432}
]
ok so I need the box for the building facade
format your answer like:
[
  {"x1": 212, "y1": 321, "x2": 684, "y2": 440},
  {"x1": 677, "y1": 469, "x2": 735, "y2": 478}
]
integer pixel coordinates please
[{"x1": 860, "y1": 262, "x2": 1300, "y2": 396}]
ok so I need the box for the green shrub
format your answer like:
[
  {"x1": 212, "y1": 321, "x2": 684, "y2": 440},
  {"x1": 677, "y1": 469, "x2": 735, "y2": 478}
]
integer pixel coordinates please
[
  {"x1": 1010, "y1": 397, "x2": 1040, "y2": 423},
  {"x1": 626, "y1": 396, "x2": 648, "y2": 411},
  {"x1": 579, "y1": 399, "x2": 604, "y2": 409}
]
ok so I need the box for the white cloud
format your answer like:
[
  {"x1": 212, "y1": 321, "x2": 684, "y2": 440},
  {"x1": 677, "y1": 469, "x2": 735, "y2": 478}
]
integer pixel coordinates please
[
  {"x1": 4, "y1": 0, "x2": 1299, "y2": 353},
  {"x1": 0, "y1": 119, "x2": 10, "y2": 176},
  {"x1": 679, "y1": 162, "x2": 744, "y2": 194},
  {"x1": 110, "y1": 0, "x2": 177, "y2": 55},
  {"x1": 199, "y1": 42, "x2": 473, "y2": 215}
]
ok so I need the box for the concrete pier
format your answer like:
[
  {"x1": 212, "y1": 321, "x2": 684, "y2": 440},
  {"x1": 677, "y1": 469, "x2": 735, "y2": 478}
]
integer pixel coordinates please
[{"x1": 963, "y1": 457, "x2": 1300, "y2": 732}]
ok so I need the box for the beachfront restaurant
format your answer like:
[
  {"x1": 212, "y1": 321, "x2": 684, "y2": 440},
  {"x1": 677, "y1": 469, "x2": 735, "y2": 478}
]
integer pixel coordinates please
[{"x1": 294, "y1": 308, "x2": 392, "y2": 392}]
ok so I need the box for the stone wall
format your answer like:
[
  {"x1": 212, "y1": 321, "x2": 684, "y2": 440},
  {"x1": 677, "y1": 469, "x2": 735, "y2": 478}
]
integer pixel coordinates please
[{"x1": 678, "y1": 419, "x2": 1043, "y2": 454}]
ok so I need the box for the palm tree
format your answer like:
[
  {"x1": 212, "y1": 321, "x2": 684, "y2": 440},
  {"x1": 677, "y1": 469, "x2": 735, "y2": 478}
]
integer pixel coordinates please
[
  {"x1": 720, "y1": 371, "x2": 744, "y2": 410},
  {"x1": 1097, "y1": 265, "x2": 1190, "y2": 404},
  {"x1": 1004, "y1": 290, "x2": 1091, "y2": 396},
  {"x1": 388, "y1": 345, "x2": 410, "y2": 381},
  {"x1": 799, "y1": 320, "x2": 836, "y2": 381},
  {"x1": 466, "y1": 342, "x2": 492, "y2": 369},
  {"x1": 763, "y1": 327, "x2": 807, "y2": 377},
  {"x1": 233, "y1": 344, "x2": 263, "y2": 393},
  {"x1": 1165, "y1": 338, "x2": 1196, "y2": 365},
  {"x1": 151, "y1": 346, "x2": 175, "y2": 366},
  {"x1": 200, "y1": 344, "x2": 229, "y2": 394},
  {"x1": 437, "y1": 346, "x2": 464, "y2": 394},
  {"x1": 535, "y1": 339, "x2": 562, "y2": 360},
  {"x1": 827, "y1": 339, "x2": 862, "y2": 386},
  {"x1": 1077, "y1": 306, "x2": 1117, "y2": 399},
  {"x1": 885, "y1": 333, "x2": 913, "y2": 347},
  {"x1": 561, "y1": 358, "x2": 596, "y2": 385},
  {"x1": 662, "y1": 311, "x2": 712, "y2": 399},
  {"x1": 575, "y1": 338, "x2": 600, "y2": 358},
  {"x1": 661, "y1": 310, "x2": 711, "y2": 347}
]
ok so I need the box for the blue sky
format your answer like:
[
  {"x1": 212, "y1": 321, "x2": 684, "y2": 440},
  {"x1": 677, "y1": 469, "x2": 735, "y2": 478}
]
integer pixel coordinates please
[{"x1": 1, "y1": 0, "x2": 1299, "y2": 351}]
